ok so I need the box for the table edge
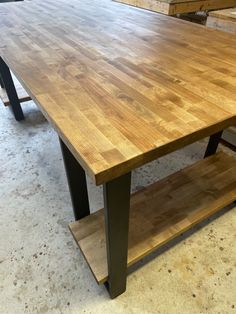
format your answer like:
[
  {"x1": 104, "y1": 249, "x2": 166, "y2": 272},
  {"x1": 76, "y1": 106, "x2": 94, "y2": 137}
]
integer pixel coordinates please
[{"x1": 2, "y1": 57, "x2": 236, "y2": 186}]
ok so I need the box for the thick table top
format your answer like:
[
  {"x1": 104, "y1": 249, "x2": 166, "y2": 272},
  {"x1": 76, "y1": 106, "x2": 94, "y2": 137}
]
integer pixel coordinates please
[
  {"x1": 114, "y1": 0, "x2": 236, "y2": 15},
  {"x1": 209, "y1": 8, "x2": 236, "y2": 21},
  {"x1": 0, "y1": 0, "x2": 236, "y2": 185}
]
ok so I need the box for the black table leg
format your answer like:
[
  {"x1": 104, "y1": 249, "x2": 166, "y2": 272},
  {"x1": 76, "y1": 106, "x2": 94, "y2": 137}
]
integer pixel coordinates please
[
  {"x1": 204, "y1": 131, "x2": 223, "y2": 158},
  {"x1": 104, "y1": 172, "x2": 131, "y2": 298},
  {"x1": 0, "y1": 57, "x2": 24, "y2": 121},
  {"x1": 59, "y1": 137, "x2": 90, "y2": 220},
  {"x1": 0, "y1": 73, "x2": 4, "y2": 88}
]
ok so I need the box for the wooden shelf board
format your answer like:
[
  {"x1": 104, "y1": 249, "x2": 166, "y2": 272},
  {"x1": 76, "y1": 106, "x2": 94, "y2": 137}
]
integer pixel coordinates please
[
  {"x1": 0, "y1": 73, "x2": 31, "y2": 106},
  {"x1": 70, "y1": 151, "x2": 236, "y2": 284}
]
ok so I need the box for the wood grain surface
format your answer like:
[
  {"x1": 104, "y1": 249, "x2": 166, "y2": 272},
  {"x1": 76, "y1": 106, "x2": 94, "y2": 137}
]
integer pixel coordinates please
[
  {"x1": 114, "y1": 0, "x2": 236, "y2": 15},
  {"x1": 0, "y1": 0, "x2": 235, "y2": 184},
  {"x1": 69, "y1": 152, "x2": 236, "y2": 284},
  {"x1": 208, "y1": 7, "x2": 236, "y2": 20},
  {"x1": 206, "y1": 7, "x2": 236, "y2": 146},
  {"x1": 207, "y1": 8, "x2": 236, "y2": 34}
]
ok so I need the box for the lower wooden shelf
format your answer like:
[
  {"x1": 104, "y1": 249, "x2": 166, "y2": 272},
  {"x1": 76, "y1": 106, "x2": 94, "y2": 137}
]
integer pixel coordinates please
[
  {"x1": 0, "y1": 73, "x2": 31, "y2": 106},
  {"x1": 69, "y1": 152, "x2": 236, "y2": 284}
]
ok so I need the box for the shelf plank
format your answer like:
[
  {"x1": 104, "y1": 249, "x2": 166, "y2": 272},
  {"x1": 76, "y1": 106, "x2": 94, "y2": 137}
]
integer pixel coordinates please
[
  {"x1": 0, "y1": 73, "x2": 31, "y2": 106},
  {"x1": 71, "y1": 151, "x2": 236, "y2": 284}
]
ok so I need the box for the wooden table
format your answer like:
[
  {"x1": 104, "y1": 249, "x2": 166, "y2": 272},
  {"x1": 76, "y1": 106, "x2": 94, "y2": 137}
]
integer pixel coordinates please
[
  {"x1": 114, "y1": 0, "x2": 236, "y2": 15},
  {"x1": 207, "y1": 7, "x2": 236, "y2": 34},
  {"x1": 206, "y1": 7, "x2": 236, "y2": 148},
  {"x1": 0, "y1": 0, "x2": 236, "y2": 298}
]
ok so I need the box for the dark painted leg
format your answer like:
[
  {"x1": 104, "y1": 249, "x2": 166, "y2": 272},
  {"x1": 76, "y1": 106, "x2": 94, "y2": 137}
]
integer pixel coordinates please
[
  {"x1": 104, "y1": 172, "x2": 131, "y2": 298},
  {"x1": 59, "y1": 137, "x2": 90, "y2": 220},
  {"x1": 0, "y1": 57, "x2": 24, "y2": 121},
  {"x1": 205, "y1": 131, "x2": 235, "y2": 205},
  {"x1": 204, "y1": 131, "x2": 223, "y2": 158},
  {"x1": 0, "y1": 73, "x2": 4, "y2": 88}
]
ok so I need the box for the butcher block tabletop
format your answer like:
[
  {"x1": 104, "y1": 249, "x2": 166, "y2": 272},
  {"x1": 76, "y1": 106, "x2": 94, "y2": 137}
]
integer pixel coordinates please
[
  {"x1": 0, "y1": 0, "x2": 235, "y2": 185},
  {"x1": 209, "y1": 7, "x2": 236, "y2": 20},
  {"x1": 113, "y1": 0, "x2": 236, "y2": 15}
]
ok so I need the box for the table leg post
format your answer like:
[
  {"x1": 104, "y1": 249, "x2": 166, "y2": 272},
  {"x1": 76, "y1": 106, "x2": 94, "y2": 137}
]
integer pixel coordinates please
[
  {"x1": 103, "y1": 172, "x2": 131, "y2": 299},
  {"x1": 59, "y1": 137, "x2": 90, "y2": 220},
  {"x1": 0, "y1": 73, "x2": 4, "y2": 88},
  {"x1": 204, "y1": 131, "x2": 223, "y2": 158},
  {"x1": 0, "y1": 57, "x2": 24, "y2": 121}
]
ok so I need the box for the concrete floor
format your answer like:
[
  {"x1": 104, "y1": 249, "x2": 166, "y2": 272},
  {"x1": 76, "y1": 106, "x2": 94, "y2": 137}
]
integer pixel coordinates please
[{"x1": 0, "y1": 100, "x2": 235, "y2": 314}]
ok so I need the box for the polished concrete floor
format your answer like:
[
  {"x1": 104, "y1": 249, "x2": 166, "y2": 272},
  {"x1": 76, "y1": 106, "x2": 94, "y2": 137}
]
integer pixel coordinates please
[{"x1": 0, "y1": 100, "x2": 235, "y2": 314}]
